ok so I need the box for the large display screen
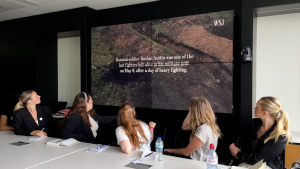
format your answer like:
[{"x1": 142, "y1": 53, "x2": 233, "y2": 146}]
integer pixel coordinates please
[{"x1": 91, "y1": 10, "x2": 233, "y2": 113}]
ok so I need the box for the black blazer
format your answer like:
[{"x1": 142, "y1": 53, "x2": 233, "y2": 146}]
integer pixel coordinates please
[
  {"x1": 61, "y1": 112, "x2": 117, "y2": 144},
  {"x1": 13, "y1": 105, "x2": 54, "y2": 136},
  {"x1": 236, "y1": 118, "x2": 286, "y2": 169}
]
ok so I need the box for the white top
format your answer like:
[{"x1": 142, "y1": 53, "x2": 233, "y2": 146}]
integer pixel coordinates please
[
  {"x1": 115, "y1": 121, "x2": 151, "y2": 151},
  {"x1": 189, "y1": 123, "x2": 219, "y2": 162},
  {"x1": 35, "y1": 120, "x2": 39, "y2": 126},
  {"x1": 88, "y1": 115, "x2": 98, "y2": 138}
]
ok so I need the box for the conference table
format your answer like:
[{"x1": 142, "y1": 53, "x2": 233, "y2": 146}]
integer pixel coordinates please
[
  {"x1": 0, "y1": 131, "x2": 245, "y2": 169},
  {"x1": 0, "y1": 131, "x2": 93, "y2": 169}
]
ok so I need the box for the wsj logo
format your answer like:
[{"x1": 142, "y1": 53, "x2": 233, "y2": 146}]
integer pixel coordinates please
[{"x1": 214, "y1": 19, "x2": 224, "y2": 26}]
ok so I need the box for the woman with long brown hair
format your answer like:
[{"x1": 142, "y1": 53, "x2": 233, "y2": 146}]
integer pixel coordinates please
[
  {"x1": 164, "y1": 97, "x2": 222, "y2": 161},
  {"x1": 116, "y1": 102, "x2": 156, "y2": 154},
  {"x1": 13, "y1": 90, "x2": 54, "y2": 137},
  {"x1": 229, "y1": 96, "x2": 292, "y2": 169},
  {"x1": 62, "y1": 92, "x2": 117, "y2": 143}
]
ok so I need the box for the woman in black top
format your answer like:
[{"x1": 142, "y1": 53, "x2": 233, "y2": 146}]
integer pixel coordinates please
[
  {"x1": 13, "y1": 90, "x2": 54, "y2": 137},
  {"x1": 0, "y1": 93, "x2": 19, "y2": 131},
  {"x1": 229, "y1": 96, "x2": 292, "y2": 169},
  {"x1": 62, "y1": 92, "x2": 117, "y2": 143}
]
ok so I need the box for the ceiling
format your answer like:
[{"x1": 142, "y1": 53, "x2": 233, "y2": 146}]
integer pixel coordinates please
[{"x1": 0, "y1": 0, "x2": 158, "y2": 22}]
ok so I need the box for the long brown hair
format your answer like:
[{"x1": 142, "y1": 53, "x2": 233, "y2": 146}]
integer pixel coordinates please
[
  {"x1": 190, "y1": 97, "x2": 222, "y2": 139},
  {"x1": 118, "y1": 102, "x2": 148, "y2": 149},
  {"x1": 14, "y1": 90, "x2": 34, "y2": 112},
  {"x1": 260, "y1": 97, "x2": 292, "y2": 146},
  {"x1": 65, "y1": 92, "x2": 96, "y2": 127}
]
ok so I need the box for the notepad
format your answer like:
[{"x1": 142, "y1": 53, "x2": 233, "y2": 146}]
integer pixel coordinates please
[
  {"x1": 141, "y1": 148, "x2": 156, "y2": 159},
  {"x1": 89, "y1": 144, "x2": 109, "y2": 152},
  {"x1": 60, "y1": 138, "x2": 80, "y2": 147},
  {"x1": 29, "y1": 136, "x2": 47, "y2": 141},
  {"x1": 47, "y1": 139, "x2": 63, "y2": 146},
  {"x1": 128, "y1": 157, "x2": 145, "y2": 164}
]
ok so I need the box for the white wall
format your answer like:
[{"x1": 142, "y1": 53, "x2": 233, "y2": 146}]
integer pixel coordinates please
[
  {"x1": 58, "y1": 37, "x2": 81, "y2": 107},
  {"x1": 254, "y1": 13, "x2": 300, "y2": 132}
]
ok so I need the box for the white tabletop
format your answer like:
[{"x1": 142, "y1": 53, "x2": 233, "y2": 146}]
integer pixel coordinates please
[
  {"x1": 29, "y1": 146, "x2": 242, "y2": 169},
  {"x1": 0, "y1": 131, "x2": 94, "y2": 169},
  {"x1": 290, "y1": 131, "x2": 300, "y2": 144},
  {"x1": 0, "y1": 131, "x2": 246, "y2": 169}
]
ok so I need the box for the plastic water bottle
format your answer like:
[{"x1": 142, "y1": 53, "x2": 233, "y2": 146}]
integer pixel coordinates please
[
  {"x1": 207, "y1": 143, "x2": 218, "y2": 169},
  {"x1": 155, "y1": 136, "x2": 163, "y2": 161}
]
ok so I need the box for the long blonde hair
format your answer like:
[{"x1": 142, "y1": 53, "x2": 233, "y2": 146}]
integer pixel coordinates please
[
  {"x1": 190, "y1": 97, "x2": 222, "y2": 139},
  {"x1": 260, "y1": 97, "x2": 292, "y2": 146},
  {"x1": 14, "y1": 90, "x2": 34, "y2": 112},
  {"x1": 117, "y1": 102, "x2": 148, "y2": 149}
]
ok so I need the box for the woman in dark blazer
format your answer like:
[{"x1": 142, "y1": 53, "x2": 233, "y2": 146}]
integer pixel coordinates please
[
  {"x1": 62, "y1": 92, "x2": 117, "y2": 143},
  {"x1": 13, "y1": 90, "x2": 54, "y2": 137},
  {"x1": 229, "y1": 96, "x2": 292, "y2": 169}
]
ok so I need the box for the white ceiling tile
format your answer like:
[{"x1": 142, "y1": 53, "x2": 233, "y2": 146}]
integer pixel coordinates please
[{"x1": 0, "y1": 0, "x2": 158, "y2": 21}]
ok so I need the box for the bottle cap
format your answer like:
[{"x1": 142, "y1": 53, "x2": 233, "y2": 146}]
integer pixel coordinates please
[
  {"x1": 158, "y1": 137, "x2": 162, "y2": 139},
  {"x1": 210, "y1": 143, "x2": 214, "y2": 149}
]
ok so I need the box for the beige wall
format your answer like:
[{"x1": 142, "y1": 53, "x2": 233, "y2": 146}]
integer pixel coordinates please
[
  {"x1": 254, "y1": 13, "x2": 300, "y2": 132},
  {"x1": 58, "y1": 37, "x2": 81, "y2": 107}
]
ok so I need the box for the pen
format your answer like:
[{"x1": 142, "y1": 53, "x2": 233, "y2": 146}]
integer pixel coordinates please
[
  {"x1": 144, "y1": 152, "x2": 153, "y2": 157},
  {"x1": 36, "y1": 128, "x2": 45, "y2": 136},
  {"x1": 97, "y1": 144, "x2": 105, "y2": 149}
]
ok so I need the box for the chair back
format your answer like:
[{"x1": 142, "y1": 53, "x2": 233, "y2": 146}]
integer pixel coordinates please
[
  {"x1": 150, "y1": 124, "x2": 167, "y2": 151},
  {"x1": 173, "y1": 130, "x2": 191, "y2": 149}
]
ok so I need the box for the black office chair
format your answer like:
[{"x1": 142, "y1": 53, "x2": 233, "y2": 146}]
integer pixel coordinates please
[
  {"x1": 173, "y1": 129, "x2": 191, "y2": 149},
  {"x1": 99, "y1": 118, "x2": 118, "y2": 145},
  {"x1": 150, "y1": 124, "x2": 167, "y2": 151},
  {"x1": 163, "y1": 130, "x2": 191, "y2": 159}
]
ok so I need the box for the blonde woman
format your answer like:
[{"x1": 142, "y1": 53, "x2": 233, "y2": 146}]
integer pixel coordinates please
[
  {"x1": 13, "y1": 90, "x2": 54, "y2": 137},
  {"x1": 229, "y1": 97, "x2": 292, "y2": 169},
  {"x1": 164, "y1": 97, "x2": 222, "y2": 161},
  {"x1": 116, "y1": 102, "x2": 156, "y2": 154}
]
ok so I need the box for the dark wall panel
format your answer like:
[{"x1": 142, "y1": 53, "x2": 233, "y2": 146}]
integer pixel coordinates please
[
  {"x1": 94, "y1": 0, "x2": 235, "y2": 27},
  {"x1": 0, "y1": 32, "x2": 38, "y2": 108},
  {"x1": 37, "y1": 36, "x2": 58, "y2": 103},
  {"x1": 0, "y1": 7, "x2": 95, "y2": 106}
]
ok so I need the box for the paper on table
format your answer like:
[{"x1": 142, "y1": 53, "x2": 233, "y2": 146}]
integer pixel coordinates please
[
  {"x1": 231, "y1": 166, "x2": 248, "y2": 169},
  {"x1": 249, "y1": 160, "x2": 265, "y2": 169},
  {"x1": 141, "y1": 148, "x2": 157, "y2": 159},
  {"x1": 217, "y1": 165, "x2": 231, "y2": 169},
  {"x1": 29, "y1": 136, "x2": 47, "y2": 141},
  {"x1": 60, "y1": 138, "x2": 80, "y2": 147},
  {"x1": 129, "y1": 157, "x2": 145, "y2": 164},
  {"x1": 89, "y1": 145, "x2": 109, "y2": 152}
]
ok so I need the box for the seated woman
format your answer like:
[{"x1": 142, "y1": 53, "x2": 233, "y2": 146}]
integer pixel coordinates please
[
  {"x1": 229, "y1": 96, "x2": 292, "y2": 169},
  {"x1": 0, "y1": 93, "x2": 19, "y2": 131},
  {"x1": 62, "y1": 92, "x2": 117, "y2": 143},
  {"x1": 164, "y1": 97, "x2": 222, "y2": 161},
  {"x1": 13, "y1": 90, "x2": 54, "y2": 137},
  {"x1": 116, "y1": 102, "x2": 156, "y2": 154}
]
